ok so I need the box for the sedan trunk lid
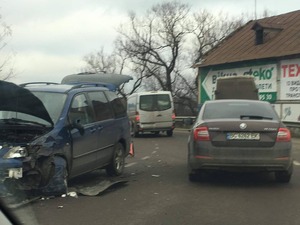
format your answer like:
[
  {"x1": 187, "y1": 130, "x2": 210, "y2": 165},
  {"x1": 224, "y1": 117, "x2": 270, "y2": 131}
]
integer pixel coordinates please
[{"x1": 205, "y1": 119, "x2": 280, "y2": 147}]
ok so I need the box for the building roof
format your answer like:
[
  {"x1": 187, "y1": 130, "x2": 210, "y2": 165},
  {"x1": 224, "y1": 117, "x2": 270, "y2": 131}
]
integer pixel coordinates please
[{"x1": 194, "y1": 10, "x2": 300, "y2": 68}]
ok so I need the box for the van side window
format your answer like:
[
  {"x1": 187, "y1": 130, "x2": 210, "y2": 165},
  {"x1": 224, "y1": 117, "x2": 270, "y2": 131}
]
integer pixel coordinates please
[
  {"x1": 105, "y1": 91, "x2": 127, "y2": 118},
  {"x1": 69, "y1": 94, "x2": 94, "y2": 125},
  {"x1": 88, "y1": 91, "x2": 114, "y2": 121}
]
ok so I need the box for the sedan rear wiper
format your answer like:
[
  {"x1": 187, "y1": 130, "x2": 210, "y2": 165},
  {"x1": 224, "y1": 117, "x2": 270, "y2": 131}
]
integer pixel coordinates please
[{"x1": 240, "y1": 115, "x2": 273, "y2": 120}]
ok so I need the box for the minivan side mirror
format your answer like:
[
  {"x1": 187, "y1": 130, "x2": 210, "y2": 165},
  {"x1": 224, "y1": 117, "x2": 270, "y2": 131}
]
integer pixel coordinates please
[{"x1": 71, "y1": 118, "x2": 85, "y2": 135}]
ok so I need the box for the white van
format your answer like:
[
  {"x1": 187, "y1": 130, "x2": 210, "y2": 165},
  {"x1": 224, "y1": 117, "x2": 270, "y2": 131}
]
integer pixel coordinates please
[{"x1": 127, "y1": 91, "x2": 175, "y2": 136}]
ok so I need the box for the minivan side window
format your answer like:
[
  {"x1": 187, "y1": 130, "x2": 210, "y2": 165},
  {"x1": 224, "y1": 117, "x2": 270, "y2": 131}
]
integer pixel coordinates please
[
  {"x1": 105, "y1": 91, "x2": 127, "y2": 118},
  {"x1": 88, "y1": 91, "x2": 114, "y2": 121},
  {"x1": 140, "y1": 94, "x2": 171, "y2": 111},
  {"x1": 69, "y1": 94, "x2": 94, "y2": 125}
]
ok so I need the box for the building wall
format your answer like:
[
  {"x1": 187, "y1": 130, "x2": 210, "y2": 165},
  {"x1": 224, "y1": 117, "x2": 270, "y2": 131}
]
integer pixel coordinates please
[{"x1": 198, "y1": 58, "x2": 300, "y2": 124}]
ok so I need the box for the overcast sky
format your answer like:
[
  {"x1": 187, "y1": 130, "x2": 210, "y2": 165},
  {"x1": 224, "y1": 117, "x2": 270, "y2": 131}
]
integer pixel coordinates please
[{"x1": 0, "y1": 0, "x2": 299, "y2": 84}]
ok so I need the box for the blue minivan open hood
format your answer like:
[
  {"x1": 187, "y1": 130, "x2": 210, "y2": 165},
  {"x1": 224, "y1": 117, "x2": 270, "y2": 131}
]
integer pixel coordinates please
[{"x1": 0, "y1": 80, "x2": 53, "y2": 125}]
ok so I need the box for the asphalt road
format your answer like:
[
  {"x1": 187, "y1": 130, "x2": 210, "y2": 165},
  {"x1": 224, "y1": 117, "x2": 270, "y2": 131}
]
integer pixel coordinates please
[{"x1": 13, "y1": 130, "x2": 300, "y2": 225}]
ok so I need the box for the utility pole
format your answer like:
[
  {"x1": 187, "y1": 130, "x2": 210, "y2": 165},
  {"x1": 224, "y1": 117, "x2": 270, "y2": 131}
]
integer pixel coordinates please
[{"x1": 254, "y1": 0, "x2": 257, "y2": 20}]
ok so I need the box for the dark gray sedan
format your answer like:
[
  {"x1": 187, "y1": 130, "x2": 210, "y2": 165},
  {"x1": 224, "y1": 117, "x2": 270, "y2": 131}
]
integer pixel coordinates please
[{"x1": 188, "y1": 99, "x2": 293, "y2": 183}]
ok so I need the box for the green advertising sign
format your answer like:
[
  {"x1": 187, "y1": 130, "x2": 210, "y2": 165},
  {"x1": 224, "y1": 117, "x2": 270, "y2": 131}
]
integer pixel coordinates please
[
  {"x1": 258, "y1": 92, "x2": 277, "y2": 102},
  {"x1": 200, "y1": 64, "x2": 278, "y2": 103}
]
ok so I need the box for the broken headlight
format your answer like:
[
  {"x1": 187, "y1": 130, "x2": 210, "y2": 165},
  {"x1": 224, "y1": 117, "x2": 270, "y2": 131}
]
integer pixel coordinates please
[{"x1": 3, "y1": 146, "x2": 28, "y2": 159}]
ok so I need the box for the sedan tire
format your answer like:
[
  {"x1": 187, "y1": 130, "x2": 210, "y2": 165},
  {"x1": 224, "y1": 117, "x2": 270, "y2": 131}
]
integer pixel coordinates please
[
  {"x1": 188, "y1": 164, "x2": 200, "y2": 182},
  {"x1": 275, "y1": 171, "x2": 292, "y2": 183}
]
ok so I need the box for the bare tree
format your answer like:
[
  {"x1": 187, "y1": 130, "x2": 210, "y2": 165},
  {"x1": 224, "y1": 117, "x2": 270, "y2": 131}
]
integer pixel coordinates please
[
  {"x1": 82, "y1": 2, "x2": 247, "y2": 115},
  {"x1": 171, "y1": 68, "x2": 198, "y2": 115},
  {"x1": 82, "y1": 46, "x2": 145, "y2": 98},
  {"x1": 83, "y1": 47, "x2": 120, "y2": 74},
  {"x1": 0, "y1": 14, "x2": 14, "y2": 80},
  {"x1": 173, "y1": 10, "x2": 245, "y2": 115},
  {"x1": 189, "y1": 10, "x2": 245, "y2": 66},
  {"x1": 116, "y1": 1, "x2": 190, "y2": 94}
]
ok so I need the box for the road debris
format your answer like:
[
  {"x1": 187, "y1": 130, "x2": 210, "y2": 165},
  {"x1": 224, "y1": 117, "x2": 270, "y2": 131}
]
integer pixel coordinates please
[
  {"x1": 151, "y1": 174, "x2": 160, "y2": 178},
  {"x1": 75, "y1": 180, "x2": 128, "y2": 196}
]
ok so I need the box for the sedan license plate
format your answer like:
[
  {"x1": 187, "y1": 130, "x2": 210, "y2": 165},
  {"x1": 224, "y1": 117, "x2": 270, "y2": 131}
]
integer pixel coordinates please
[{"x1": 227, "y1": 132, "x2": 260, "y2": 140}]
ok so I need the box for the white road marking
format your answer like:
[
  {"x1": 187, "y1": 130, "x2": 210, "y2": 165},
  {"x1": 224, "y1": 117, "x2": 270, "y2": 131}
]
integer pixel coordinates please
[
  {"x1": 141, "y1": 156, "x2": 150, "y2": 160},
  {"x1": 293, "y1": 160, "x2": 300, "y2": 166},
  {"x1": 125, "y1": 162, "x2": 137, "y2": 168}
]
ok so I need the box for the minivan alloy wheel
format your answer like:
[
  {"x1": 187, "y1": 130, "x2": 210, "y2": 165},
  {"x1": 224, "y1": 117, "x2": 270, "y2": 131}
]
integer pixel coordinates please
[{"x1": 106, "y1": 143, "x2": 125, "y2": 176}]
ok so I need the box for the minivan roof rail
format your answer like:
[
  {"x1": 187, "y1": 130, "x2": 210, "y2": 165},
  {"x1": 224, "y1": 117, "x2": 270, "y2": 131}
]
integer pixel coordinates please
[
  {"x1": 19, "y1": 82, "x2": 59, "y2": 87},
  {"x1": 67, "y1": 82, "x2": 117, "y2": 91}
]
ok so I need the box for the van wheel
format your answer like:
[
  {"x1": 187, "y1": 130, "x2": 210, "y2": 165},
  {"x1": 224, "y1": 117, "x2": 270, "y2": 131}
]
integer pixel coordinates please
[
  {"x1": 132, "y1": 126, "x2": 139, "y2": 137},
  {"x1": 133, "y1": 131, "x2": 139, "y2": 137},
  {"x1": 106, "y1": 143, "x2": 125, "y2": 176},
  {"x1": 167, "y1": 130, "x2": 173, "y2": 137}
]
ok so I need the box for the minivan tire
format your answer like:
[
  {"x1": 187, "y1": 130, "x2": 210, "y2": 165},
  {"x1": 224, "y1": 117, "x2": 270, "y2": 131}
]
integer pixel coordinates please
[
  {"x1": 106, "y1": 143, "x2": 125, "y2": 176},
  {"x1": 41, "y1": 156, "x2": 68, "y2": 196}
]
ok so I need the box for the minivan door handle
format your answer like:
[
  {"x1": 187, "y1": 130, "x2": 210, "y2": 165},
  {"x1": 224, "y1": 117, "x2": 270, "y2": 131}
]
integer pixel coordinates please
[
  {"x1": 157, "y1": 114, "x2": 162, "y2": 117},
  {"x1": 90, "y1": 127, "x2": 97, "y2": 133}
]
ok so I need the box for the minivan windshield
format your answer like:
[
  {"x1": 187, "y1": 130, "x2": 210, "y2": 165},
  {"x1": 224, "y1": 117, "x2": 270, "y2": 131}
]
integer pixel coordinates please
[
  {"x1": 139, "y1": 94, "x2": 171, "y2": 111},
  {"x1": 31, "y1": 92, "x2": 67, "y2": 124},
  {"x1": 0, "y1": 92, "x2": 67, "y2": 125}
]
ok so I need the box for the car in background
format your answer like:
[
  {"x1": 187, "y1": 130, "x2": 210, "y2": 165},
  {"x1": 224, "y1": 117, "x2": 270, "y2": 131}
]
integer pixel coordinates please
[
  {"x1": 127, "y1": 91, "x2": 175, "y2": 136},
  {"x1": 0, "y1": 80, "x2": 131, "y2": 196},
  {"x1": 188, "y1": 99, "x2": 293, "y2": 183},
  {"x1": 214, "y1": 76, "x2": 259, "y2": 100}
]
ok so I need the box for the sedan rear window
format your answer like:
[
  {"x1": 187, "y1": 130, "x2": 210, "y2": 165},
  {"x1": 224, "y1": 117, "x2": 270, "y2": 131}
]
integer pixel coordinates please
[{"x1": 202, "y1": 101, "x2": 279, "y2": 120}]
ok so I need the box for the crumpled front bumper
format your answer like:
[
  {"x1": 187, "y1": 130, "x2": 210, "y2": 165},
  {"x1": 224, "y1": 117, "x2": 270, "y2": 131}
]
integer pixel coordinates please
[{"x1": 0, "y1": 158, "x2": 23, "y2": 181}]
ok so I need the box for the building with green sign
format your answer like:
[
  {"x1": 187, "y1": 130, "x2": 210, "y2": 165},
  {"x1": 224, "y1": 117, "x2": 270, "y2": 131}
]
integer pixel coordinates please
[{"x1": 193, "y1": 10, "x2": 300, "y2": 125}]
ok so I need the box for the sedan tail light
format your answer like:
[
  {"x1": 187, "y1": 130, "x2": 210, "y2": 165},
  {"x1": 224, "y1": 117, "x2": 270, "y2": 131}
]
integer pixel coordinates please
[
  {"x1": 276, "y1": 128, "x2": 291, "y2": 142},
  {"x1": 194, "y1": 126, "x2": 210, "y2": 141}
]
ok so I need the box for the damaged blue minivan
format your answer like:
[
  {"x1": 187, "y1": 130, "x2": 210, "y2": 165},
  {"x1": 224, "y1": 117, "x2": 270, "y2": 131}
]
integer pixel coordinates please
[{"x1": 0, "y1": 77, "x2": 131, "y2": 195}]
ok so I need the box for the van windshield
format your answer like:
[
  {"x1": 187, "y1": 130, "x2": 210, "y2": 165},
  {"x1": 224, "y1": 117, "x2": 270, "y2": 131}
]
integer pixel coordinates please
[{"x1": 140, "y1": 94, "x2": 171, "y2": 111}]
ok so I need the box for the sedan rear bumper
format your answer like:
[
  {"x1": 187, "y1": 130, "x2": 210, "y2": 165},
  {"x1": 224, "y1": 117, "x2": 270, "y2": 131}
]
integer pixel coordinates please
[
  {"x1": 189, "y1": 139, "x2": 292, "y2": 172},
  {"x1": 189, "y1": 157, "x2": 292, "y2": 172}
]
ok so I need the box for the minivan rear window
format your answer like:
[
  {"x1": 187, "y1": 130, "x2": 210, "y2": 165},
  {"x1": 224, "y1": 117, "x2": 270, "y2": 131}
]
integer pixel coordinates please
[{"x1": 140, "y1": 94, "x2": 171, "y2": 111}]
